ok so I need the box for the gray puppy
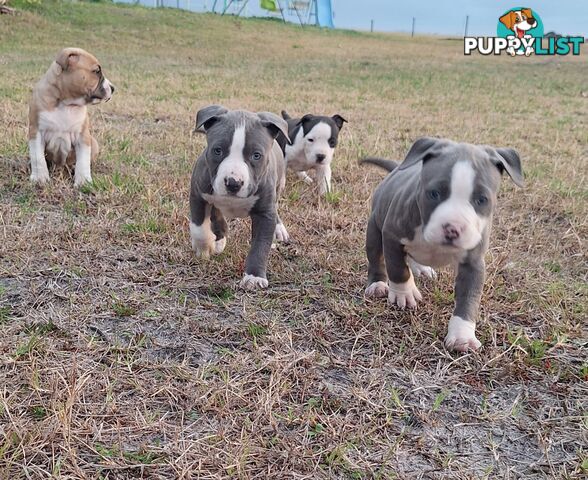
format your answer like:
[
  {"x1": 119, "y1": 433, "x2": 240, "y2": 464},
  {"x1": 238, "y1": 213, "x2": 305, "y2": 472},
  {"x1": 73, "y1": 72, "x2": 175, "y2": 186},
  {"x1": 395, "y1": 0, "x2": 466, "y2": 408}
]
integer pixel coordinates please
[
  {"x1": 362, "y1": 137, "x2": 523, "y2": 352},
  {"x1": 190, "y1": 106, "x2": 290, "y2": 290}
]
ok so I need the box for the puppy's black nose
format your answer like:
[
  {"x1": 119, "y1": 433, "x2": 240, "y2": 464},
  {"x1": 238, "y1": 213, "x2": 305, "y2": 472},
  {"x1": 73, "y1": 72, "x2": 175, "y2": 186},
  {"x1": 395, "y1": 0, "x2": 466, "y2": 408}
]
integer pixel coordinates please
[
  {"x1": 110, "y1": 84, "x2": 116, "y2": 94},
  {"x1": 316, "y1": 154, "x2": 326, "y2": 163},
  {"x1": 528, "y1": 17, "x2": 536, "y2": 26},
  {"x1": 225, "y1": 177, "x2": 243, "y2": 194},
  {"x1": 443, "y1": 223, "x2": 460, "y2": 242}
]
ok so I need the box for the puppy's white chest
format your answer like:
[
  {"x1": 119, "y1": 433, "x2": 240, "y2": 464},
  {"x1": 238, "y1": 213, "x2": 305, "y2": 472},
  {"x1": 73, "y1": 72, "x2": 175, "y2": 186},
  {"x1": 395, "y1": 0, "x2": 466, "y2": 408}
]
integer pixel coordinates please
[
  {"x1": 402, "y1": 228, "x2": 467, "y2": 268},
  {"x1": 202, "y1": 193, "x2": 259, "y2": 219},
  {"x1": 39, "y1": 104, "x2": 87, "y2": 134}
]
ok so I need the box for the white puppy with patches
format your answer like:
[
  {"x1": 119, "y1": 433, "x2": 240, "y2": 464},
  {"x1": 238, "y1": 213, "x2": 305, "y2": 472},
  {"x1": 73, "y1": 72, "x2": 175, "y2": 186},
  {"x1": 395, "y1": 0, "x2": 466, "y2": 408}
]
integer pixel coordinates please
[{"x1": 277, "y1": 111, "x2": 347, "y2": 195}]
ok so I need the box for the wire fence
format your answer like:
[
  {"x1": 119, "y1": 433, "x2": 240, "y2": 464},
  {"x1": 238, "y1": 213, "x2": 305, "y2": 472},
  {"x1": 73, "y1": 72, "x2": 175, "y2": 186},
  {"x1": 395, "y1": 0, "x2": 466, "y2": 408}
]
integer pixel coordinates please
[{"x1": 113, "y1": 0, "x2": 319, "y2": 26}]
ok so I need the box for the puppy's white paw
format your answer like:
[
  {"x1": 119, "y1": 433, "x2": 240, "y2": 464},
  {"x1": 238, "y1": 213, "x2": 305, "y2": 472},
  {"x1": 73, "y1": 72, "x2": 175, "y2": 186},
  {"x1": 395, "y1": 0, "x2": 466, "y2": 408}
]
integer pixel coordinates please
[
  {"x1": 74, "y1": 174, "x2": 93, "y2": 188},
  {"x1": 240, "y1": 274, "x2": 268, "y2": 290},
  {"x1": 408, "y1": 257, "x2": 437, "y2": 279},
  {"x1": 444, "y1": 316, "x2": 481, "y2": 352},
  {"x1": 30, "y1": 171, "x2": 51, "y2": 185},
  {"x1": 318, "y1": 182, "x2": 331, "y2": 196},
  {"x1": 297, "y1": 171, "x2": 314, "y2": 184},
  {"x1": 388, "y1": 275, "x2": 422, "y2": 309},
  {"x1": 274, "y1": 223, "x2": 290, "y2": 243},
  {"x1": 214, "y1": 237, "x2": 226, "y2": 255},
  {"x1": 190, "y1": 222, "x2": 216, "y2": 259},
  {"x1": 365, "y1": 281, "x2": 389, "y2": 298}
]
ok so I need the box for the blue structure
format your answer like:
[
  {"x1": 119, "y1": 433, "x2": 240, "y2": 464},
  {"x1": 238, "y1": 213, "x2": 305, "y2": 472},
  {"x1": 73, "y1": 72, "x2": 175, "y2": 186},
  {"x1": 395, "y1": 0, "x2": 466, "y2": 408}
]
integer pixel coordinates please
[
  {"x1": 114, "y1": 0, "x2": 334, "y2": 28},
  {"x1": 315, "y1": 0, "x2": 334, "y2": 28}
]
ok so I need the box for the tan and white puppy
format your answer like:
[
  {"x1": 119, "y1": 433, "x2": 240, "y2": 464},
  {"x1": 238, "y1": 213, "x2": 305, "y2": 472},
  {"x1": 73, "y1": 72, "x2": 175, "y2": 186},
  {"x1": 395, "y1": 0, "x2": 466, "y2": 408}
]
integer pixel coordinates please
[{"x1": 28, "y1": 47, "x2": 115, "y2": 187}]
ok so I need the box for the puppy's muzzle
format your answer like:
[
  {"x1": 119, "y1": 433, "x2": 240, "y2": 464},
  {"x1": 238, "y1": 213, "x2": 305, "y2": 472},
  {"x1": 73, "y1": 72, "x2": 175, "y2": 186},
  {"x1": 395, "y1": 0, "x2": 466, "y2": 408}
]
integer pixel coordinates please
[
  {"x1": 224, "y1": 177, "x2": 244, "y2": 195},
  {"x1": 89, "y1": 79, "x2": 115, "y2": 103},
  {"x1": 443, "y1": 223, "x2": 461, "y2": 243}
]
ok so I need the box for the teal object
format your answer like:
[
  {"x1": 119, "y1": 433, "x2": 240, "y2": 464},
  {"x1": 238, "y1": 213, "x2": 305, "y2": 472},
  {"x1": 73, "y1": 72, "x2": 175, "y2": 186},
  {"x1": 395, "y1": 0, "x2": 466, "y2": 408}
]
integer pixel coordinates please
[
  {"x1": 496, "y1": 7, "x2": 544, "y2": 38},
  {"x1": 315, "y1": 0, "x2": 334, "y2": 28}
]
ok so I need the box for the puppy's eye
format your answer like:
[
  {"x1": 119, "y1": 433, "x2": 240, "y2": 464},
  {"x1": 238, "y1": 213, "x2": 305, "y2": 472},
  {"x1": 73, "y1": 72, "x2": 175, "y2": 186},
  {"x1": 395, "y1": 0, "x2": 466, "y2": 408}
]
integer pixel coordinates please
[
  {"x1": 251, "y1": 152, "x2": 262, "y2": 162},
  {"x1": 94, "y1": 66, "x2": 101, "y2": 75},
  {"x1": 426, "y1": 189, "x2": 441, "y2": 201},
  {"x1": 212, "y1": 146, "x2": 222, "y2": 156},
  {"x1": 474, "y1": 195, "x2": 488, "y2": 206},
  {"x1": 307, "y1": 138, "x2": 314, "y2": 143},
  {"x1": 515, "y1": 18, "x2": 521, "y2": 23},
  {"x1": 328, "y1": 138, "x2": 336, "y2": 148}
]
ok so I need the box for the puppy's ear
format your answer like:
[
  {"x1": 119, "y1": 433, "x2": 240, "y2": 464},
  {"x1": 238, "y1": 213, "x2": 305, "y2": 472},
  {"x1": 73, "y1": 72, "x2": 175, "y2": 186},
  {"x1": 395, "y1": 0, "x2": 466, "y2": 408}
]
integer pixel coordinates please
[
  {"x1": 281, "y1": 110, "x2": 291, "y2": 120},
  {"x1": 258, "y1": 112, "x2": 291, "y2": 144},
  {"x1": 398, "y1": 136, "x2": 444, "y2": 170},
  {"x1": 331, "y1": 114, "x2": 347, "y2": 130},
  {"x1": 55, "y1": 48, "x2": 80, "y2": 72},
  {"x1": 296, "y1": 114, "x2": 314, "y2": 126},
  {"x1": 487, "y1": 147, "x2": 524, "y2": 187},
  {"x1": 499, "y1": 11, "x2": 516, "y2": 31},
  {"x1": 195, "y1": 105, "x2": 228, "y2": 133},
  {"x1": 521, "y1": 8, "x2": 533, "y2": 20}
]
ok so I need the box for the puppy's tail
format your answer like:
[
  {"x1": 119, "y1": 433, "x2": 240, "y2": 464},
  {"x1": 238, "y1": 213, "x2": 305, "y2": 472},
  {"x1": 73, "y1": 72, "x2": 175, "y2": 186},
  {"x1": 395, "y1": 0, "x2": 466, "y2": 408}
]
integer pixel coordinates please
[
  {"x1": 281, "y1": 110, "x2": 291, "y2": 120},
  {"x1": 359, "y1": 157, "x2": 400, "y2": 173}
]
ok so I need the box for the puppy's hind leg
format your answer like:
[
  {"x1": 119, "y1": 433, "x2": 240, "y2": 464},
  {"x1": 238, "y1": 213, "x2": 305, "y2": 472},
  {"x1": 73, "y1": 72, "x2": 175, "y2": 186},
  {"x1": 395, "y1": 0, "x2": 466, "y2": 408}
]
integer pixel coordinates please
[{"x1": 365, "y1": 215, "x2": 388, "y2": 298}]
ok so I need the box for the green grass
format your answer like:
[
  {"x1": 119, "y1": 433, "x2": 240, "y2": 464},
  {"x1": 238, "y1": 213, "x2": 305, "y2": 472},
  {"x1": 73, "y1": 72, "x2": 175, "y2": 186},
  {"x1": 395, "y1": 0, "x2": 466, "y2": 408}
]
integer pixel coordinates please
[
  {"x1": 112, "y1": 300, "x2": 137, "y2": 317},
  {"x1": 0, "y1": 307, "x2": 11, "y2": 325}
]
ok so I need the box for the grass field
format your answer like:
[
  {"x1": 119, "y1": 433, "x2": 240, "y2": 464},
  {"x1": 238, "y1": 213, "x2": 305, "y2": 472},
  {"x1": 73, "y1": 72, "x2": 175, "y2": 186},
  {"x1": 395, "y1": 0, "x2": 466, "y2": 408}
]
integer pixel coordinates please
[{"x1": 1, "y1": 1, "x2": 587, "y2": 478}]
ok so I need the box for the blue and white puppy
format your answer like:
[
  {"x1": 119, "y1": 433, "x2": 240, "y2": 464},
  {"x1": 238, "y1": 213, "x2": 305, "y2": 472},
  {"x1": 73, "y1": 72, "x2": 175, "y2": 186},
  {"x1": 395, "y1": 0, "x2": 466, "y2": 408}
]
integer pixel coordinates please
[
  {"x1": 362, "y1": 137, "x2": 523, "y2": 352},
  {"x1": 190, "y1": 106, "x2": 291, "y2": 290},
  {"x1": 278, "y1": 111, "x2": 347, "y2": 195}
]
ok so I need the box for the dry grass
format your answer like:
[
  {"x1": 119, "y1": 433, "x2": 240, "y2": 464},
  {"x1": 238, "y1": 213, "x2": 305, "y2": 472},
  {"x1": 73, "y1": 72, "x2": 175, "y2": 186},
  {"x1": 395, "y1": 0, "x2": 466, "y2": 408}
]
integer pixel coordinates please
[{"x1": 1, "y1": 1, "x2": 587, "y2": 478}]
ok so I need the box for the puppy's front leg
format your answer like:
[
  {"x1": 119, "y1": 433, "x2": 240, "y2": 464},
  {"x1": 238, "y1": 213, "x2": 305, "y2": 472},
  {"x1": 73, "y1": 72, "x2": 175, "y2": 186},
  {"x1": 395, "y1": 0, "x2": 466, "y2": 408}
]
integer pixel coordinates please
[
  {"x1": 189, "y1": 191, "x2": 217, "y2": 259},
  {"x1": 29, "y1": 131, "x2": 50, "y2": 184},
  {"x1": 315, "y1": 164, "x2": 332, "y2": 195},
  {"x1": 444, "y1": 258, "x2": 484, "y2": 352},
  {"x1": 296, "y1": 171, "x2": 313, "y2": 185},
  {"x1": 73, "y1": 138, "x2": 93, "y2": 187},
  {"x1": 240, "y1": 210, "x2": 276, "y2": 290},
  {"x1": 383, "y1": 234, "x2": 422, "y2": 309},
  {"x1": 365, "y1": 215, "x2": 388, "y2": 298},
  {"x1": 274, "y1": 213, "x2": 290, "y2": 243},
  {"x1": 210, "y1": 206, "x2": 228, "y2": 255}
]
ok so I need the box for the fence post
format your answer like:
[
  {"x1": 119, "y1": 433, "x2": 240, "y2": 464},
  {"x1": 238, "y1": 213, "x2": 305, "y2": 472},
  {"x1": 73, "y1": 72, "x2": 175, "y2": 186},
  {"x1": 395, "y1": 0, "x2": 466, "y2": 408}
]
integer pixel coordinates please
[
  {"x1": 464, "y1": 15, "x2": 469, "y2": 37},
  {"x1": 411, "y1": 17, "x2": 415, "y2": 37},
  {"x1": 370, "y1": 19, "x2": 374, "y2": 32}
]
